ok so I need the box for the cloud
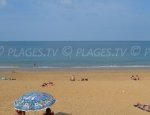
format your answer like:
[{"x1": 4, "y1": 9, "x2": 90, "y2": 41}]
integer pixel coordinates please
[{"x1": 0, "y1": 0, "x2": 7, "y2": 7}]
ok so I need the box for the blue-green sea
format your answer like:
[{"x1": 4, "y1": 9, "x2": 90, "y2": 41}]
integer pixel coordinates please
[{"x1": 0, "y1": 41, "x2": 150, "y2": 69}]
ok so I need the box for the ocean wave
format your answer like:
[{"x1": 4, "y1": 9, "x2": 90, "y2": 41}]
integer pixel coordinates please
[
  {"x1": 0, "y1": 65, "x2": 150, "y2": 69},
  {"x1": 0, "y1": 66, "x2": 19, "y2": 69},
  {"x1": 69, "y1": 65, "x2": 150, "y2": 68}
]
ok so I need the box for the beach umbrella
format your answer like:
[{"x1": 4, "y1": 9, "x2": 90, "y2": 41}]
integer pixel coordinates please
[{"x1": 14, "y1": 91, "x2": 56, "y2": 112}]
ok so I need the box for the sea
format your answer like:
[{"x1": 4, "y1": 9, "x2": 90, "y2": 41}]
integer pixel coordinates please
[{"x1": 0, "y1": 41, "x2": 150, "y2": 69}]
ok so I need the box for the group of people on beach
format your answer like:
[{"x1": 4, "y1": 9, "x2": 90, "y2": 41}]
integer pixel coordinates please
[
  {"x1": 130, "y1": 75, "x2": 140, "y2": 81},
  {"x1": 0, "y1": 70, "x2": 16, "y2": 80},
  {"x1": 70, "y1": 75, "x2": 88, "y2": 81},
  {"x1": 0, "y1": 77, "x2": 16, "y2": 80},
  {"x1": 15, "y1": 108, "x2": 54, "y2": 115}
]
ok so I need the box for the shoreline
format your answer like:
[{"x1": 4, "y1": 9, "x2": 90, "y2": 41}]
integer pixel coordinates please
[{"x1": 0, "y1": 66, "x2": 150, "y2": 71}]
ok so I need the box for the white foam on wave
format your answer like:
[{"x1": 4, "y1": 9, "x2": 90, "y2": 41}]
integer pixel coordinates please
[
  {"x1": 68, "y1": 65, "x2": 150, "y2": 68},
  {"x1": 0, "y1": 66, "x2": 19, "y2": 69},
  {"x1": 0, "y1": 65, "x2": 150, "y2": 69}
]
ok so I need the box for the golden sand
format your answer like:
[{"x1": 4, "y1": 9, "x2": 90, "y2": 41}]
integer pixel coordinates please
[{"x1": 0, "y1": 69, "x2": 150, "y2": 115}]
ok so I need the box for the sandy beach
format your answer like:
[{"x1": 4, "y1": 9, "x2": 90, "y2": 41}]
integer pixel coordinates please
[{"x1": 0, "y1": 68, "x2": 150, "y2": 115}]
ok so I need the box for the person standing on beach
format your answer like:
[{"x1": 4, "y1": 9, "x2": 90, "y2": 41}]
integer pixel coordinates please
[{"x1": 70, "y1": 75, "x2": 75, "y2": 81}]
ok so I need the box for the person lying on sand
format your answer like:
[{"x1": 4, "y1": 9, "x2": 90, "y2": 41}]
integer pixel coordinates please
[
  {"x1": 134, "y1": 102, "x2": 150, "y2": 112},
  {"x1": 81, "y1": 78, "x2": 88, "y2": 81},
  {"x1": 130, "y1": 75, "x2": 140, "y2": 81},
  {"x1": 42, "y1": 83, "x2": 47, "y2": 87},
  {"x1": 9, "y1": 77, "x2": 16, "y2": 80},
  {"x1": 41, "y1": 82, "x2": 54, "y2": 87}
]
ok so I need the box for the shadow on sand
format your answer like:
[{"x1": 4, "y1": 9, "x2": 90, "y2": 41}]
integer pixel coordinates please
[{"x1": 55, "y1": 112, "x2": 72, "y2": 115}]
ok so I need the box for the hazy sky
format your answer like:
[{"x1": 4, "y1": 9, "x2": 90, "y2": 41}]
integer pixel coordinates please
[{"x1": 0, "y1": 0, "x2": 150, "y2": 41}]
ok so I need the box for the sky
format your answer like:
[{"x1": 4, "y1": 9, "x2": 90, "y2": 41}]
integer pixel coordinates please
[{"x1": 0, "y1": 0, "x2": 150, "y2": 41}]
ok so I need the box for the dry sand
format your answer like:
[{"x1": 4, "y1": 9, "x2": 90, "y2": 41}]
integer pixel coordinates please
[{"x1": 0, "y1": 68, "x2": 150, "y2": 115}]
